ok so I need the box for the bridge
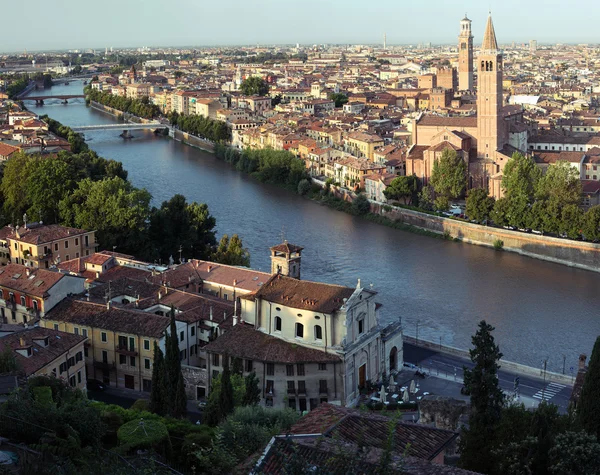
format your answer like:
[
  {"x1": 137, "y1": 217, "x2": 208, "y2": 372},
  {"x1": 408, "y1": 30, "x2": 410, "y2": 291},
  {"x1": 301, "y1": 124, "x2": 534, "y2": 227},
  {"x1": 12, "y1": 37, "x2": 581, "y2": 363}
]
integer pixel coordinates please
[
  {"x1": 70, "y1": 122, "x2": 167, "y2": 132},
  {"x1": 21, "y1": 95, "x2": 85, "y2": 105}
]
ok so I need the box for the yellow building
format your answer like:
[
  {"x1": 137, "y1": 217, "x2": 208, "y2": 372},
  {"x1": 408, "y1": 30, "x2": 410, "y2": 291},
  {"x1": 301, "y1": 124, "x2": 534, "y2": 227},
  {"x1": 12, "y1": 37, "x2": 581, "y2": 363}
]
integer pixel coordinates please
[
  {"x1": 0, "y1": 223, "x2": 97, "y2": 269},
  {"x1": 344, "y1": 132, "x2": 385, "y2": 162},
  {"x1": 41, "y1": 300, "x2": 169, "y2": 392},
  {"x1": 0, "y1": 327, "x2": 87, "y2": 390}
]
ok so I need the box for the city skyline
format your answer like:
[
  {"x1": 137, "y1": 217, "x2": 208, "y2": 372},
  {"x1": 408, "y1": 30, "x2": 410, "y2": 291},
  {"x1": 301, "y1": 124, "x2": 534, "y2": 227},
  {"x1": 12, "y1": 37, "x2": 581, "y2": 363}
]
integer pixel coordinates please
[{"x1": 4, "y1": 0, "x2": 600, "y2": 52}]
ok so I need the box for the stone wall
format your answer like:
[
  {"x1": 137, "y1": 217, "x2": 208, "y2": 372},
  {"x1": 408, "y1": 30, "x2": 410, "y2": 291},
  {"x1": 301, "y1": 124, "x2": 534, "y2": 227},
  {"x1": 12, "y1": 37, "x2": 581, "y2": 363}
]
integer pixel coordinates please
[
  {"x1": 181, "y1": 364, "x2": 207, "y2": 400},
  {"x1": 172, "y1": 129, "x2": 215, "y2": 152}
]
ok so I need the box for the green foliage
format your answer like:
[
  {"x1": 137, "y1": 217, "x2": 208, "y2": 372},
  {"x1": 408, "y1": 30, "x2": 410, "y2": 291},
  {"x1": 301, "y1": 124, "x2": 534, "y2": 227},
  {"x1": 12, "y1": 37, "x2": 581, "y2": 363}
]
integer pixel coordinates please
[
  {"x1": 582, "y1": 206, "x2": 600, "y2": 241},
  {"x1": 59, "y1": 176, "x2": 151, "y2": 255},
  {"x1": 149, "y1": 342, "x2": 167, "y2": 416},
  {"x1": 148, "y1": 194, "x2": 217, "y2": 263},
  {"x1": 204, "y1": 367, "x2": 246, "y2": 427},
  {"x1": 33, "y1": 386, "x2": 54, "y2": 407},
  {"x1": 86, "y1": 88, "x2": 160, "y2": 119},
  {"x1": 459, "y1": 320, "x2": 504, "y2": 473},
  {"x1": 466, "y1": 188, "x2": 495, "y2": 223},
  {"x1": 130, "y1": 399, "x2": 150, "y2": 412},
  {"x1": 536, "y1": 160, "x2": 582, "y2": 206},
  {"x1": 0, "y1": 345, "x2": 19, "y2": 373},
  {"x1": 297, "y1": 178, "x2": 311, "y2": 196},
  {"x1": 418, "y1": 185, "x2": 434, "y2": 211},
  {"x1": 329, "y1": 92, "x2": 349, "y2": 108},
  {"x1": 214, "y1": 144, "x2": 309, "y2": 190},
  {"x1": 493, "y1": 239, "x2": 504, "y2": 250},
  {"x1": 6, "y1": 76, "x2": 29, "y2": 99},
  {"x1": 219, "y1": 355, "x2": 234, "y2": 422},
  {"x1": 165, "y1": 309, "x2": 187, "y2": 418},
  {"x1": 434, "y1": 195, "x2": 450, "y2": 212},
  {"x1": 502, "y1": 152, "x2": 542, "y2": 201},
  {"x1": 242, "y1": 371, "x2": 261, "y2": 406},
  {"x1": 42, "y1": 115, "x2": 90, "y2": 154},
  {"x1": 578, "y1": 336, "x2": 600, "y2": 439},
  {"x1": 211, "y1": 234, "x2": 250, "y2": 267},
  {"x1": 116, "y1": 418, "x2": 170, "y2": 454},
  {"x1": 352, "y1": 193, "x2": 371, "y2": 215},
  {"x1": 548, "y1": 430, "x2": 600, "y2": 475},
  {"x1": 383, "y1": 175, "x2": 419, "y2": 205},
  {"x1": 168, "y1": 111, "x2": 231, "y2": 143},
  {"x1": 430, "y1": 148, "x2": 467, "y2": 199},
  {"x1": 240, "y1": 76, "x2": 269, "y2": 96}
]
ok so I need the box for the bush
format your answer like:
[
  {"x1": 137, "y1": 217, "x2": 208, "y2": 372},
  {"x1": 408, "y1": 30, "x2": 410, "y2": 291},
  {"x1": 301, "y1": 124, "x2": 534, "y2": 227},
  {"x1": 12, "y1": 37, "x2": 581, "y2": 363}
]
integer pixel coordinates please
[
  {"x1": 443, "y1": 231, "x2": 452, "y2": 240},
  {"x1": 434, "y1": 196, "x2": 450, "y2": 212},
  {"x1": 130, "y1": 399, "x2": 150, "y2": 412},
  {"x1": 352, "y1": 193, "x2": 371, "y2": 215},
  {"x1": 493, "y1": 239, "x2": 504, "y2": 250},
  {"x1": 297, "y1": 178, "x2": 311, "y2": 196},
  {"x1": 117, "y1": 418, "x2": 171, "y2": 454}
]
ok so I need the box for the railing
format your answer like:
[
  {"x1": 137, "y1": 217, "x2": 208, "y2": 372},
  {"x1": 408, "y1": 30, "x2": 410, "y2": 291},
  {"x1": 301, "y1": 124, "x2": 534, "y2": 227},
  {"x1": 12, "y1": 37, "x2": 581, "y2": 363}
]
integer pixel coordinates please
[
  {"x1": 116, "y1": 345, "x2": 138, "y2": 356},
  {"x1": 93, "y1": 360, "x2": 116, "y2": 370}
]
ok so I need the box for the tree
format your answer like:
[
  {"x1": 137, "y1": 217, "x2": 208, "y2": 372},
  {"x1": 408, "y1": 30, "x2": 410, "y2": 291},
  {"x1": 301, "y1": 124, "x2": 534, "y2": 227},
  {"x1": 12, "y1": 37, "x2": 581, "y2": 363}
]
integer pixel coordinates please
[
  {"x1": 352, "y1": 193, "x2": 371, "y2": 215},
  {"x1": 164, "y1": 308, "x2": 187, "y2": 418},
  {"x1": 434, "y1": 195, "x2": 449, "y2": 212},
  {"x1": 219, "y1": 355, "x2": 235, "y2": 423},
  {"x1": 242, "y1": 372, "x2": 261, "y2": 407},
  {"x1": 149, "y1": 342, "x2": 167, "y2": 416},
  {"x1": 0, "y1": 346, "x2": 19, "y2": 373},
  {"x1": 578, "y1": 336, "x2": 600, "y2": 438},
  {"x1": 240, "y1": 77, "x2": 269, "y2": 96},
  {"x1": 211, "y1": 234, "x2": 251, "y2": 267},
  {"x1": 383, "y1": 175, "x2": 419, "y2": 205},
  {"x1": 297, "y1": 178, "x2": 311, "y2": 196},
  {"x1": 459, "y1": 320, "x2": 505, "y2": 473},
  {"x1": 560, "y1": 204, "x2": 583, "y2": 239},
  {"x1": 466, "y1": 188, "x2": 495, "y2": 223},
  {"x1": 418, "y1": 185, "x2": 434, "y2": 211},
  {"x1": 535, "y1": 160, "x2": 582, "y2": 206},
  {"x1": 59, "y1": 176, "x2": 151, "y2": 254},
  {"x1": 502, "y1": 152, "x2": 542, "y2": 200},
  {"x1": 548, "y1": 431, "x2": 600, "y2": 475},
  {"x1": 27, "y1": 157, "x2": 76, "y2": 224},
  {"x1": 329, "y1": 92, "x2": 349, "y2": 108},
  {"x1": 430, "y1": 148, "x2": 468, "y2": 200},
  {"x1": 582, "y1": 206, "x2": 600, "y2": 241}
]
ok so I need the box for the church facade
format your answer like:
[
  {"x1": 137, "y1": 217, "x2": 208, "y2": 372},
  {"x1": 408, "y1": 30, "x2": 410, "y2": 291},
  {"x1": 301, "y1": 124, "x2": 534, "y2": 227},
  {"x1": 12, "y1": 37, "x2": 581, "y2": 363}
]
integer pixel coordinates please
[{"x1": 407, "y1": 14, "x2": 529, "y2": 199}]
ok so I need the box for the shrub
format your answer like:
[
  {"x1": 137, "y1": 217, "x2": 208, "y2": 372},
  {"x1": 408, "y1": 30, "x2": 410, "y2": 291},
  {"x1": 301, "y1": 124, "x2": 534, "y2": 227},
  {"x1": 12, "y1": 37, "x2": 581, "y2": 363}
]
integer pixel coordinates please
[
  {"x1": 297, "y1": 178, "x2": 311, "y2": 196},
  {"x1": 434, "y1": 196, "x2": 450, "y2": 212},
  {"x1": 443, "y1": 231, "x2": 452, "y2": 240},
  {"x1": 130, "y1": 399, "x2": 150, "y2": 412},
  {"x1": 352, "y1": 193, "x2": 371, "y2": 215},
  {"x1": 493, "y1": 239, "x2": 504, "y2": 250},
  {"x1": 117, "y1": 418, "x2": 170, "y2": 454}
]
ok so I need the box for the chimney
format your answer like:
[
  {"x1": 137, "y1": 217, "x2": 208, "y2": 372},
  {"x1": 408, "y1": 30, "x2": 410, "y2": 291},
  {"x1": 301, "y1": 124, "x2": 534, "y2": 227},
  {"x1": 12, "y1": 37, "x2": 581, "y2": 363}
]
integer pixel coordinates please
[
  {"x1": 26, "y1": 268, "x2": 30, "y2": 277},
  {"x1": 19, "y1": 337, "x2": 26, "y2": 347},
  {"x1": 233, "y1": 279, "x2": 237, "y2": 286},
  {"x1": 158, "y1": 291, "x2": 162, "y2": 300},
  {"x1": 208, "y1": 265, "x2": 212, "y2": 273},
  {"x1": 357, "y1": 278, "x2": 361, "y2": 289},
  {"x1": 579, "y1": 354, "x2": 587, "y2": 371},
  {"x1": 233, "y1": 315, "x2": 238, "y2": 326},
  {"x1": 209, "y1": 306, "x2": 213, "y2": 321},
  {"x1": 106, "y1": 300, "x2": 111, "y2": 310}
]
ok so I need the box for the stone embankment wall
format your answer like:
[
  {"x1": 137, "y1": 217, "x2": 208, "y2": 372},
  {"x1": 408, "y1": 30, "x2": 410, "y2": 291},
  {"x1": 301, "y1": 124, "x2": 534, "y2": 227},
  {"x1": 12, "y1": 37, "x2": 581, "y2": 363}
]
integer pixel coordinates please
[
  {"x1": 171, "y1": 129, "x2": 214, "y2": 152},
  {"x1": 319, "y1": 180, "x2": 600, "y2": 273},
  {"x1": 403, "y1": 335, "x2": 574, "y2": 386}
]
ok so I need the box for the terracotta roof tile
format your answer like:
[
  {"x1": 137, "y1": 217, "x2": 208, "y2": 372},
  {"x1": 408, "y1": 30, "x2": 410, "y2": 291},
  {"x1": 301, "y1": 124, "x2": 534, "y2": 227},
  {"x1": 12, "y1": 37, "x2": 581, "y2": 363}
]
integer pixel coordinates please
[{"x1": 0, "y1": 264, "x2": 73, "y2": 298}]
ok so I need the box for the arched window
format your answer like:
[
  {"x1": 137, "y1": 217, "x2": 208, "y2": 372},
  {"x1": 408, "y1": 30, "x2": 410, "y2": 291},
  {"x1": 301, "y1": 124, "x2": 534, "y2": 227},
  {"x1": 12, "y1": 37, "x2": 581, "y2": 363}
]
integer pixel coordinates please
[
  {"x1": 20, "y1": 296, "x2": 26, "y2": 307},
  {"x1": 295, "y1": 323, "x2": 304, "y2": 338},
  {"x1": 32, "y1": 300, "x2": 38, "y2": 311},
  {"x1": 314, "y1": 325, "x2": 323, "y2": 340},
  {"x1": 275, "y1": 316, "x2": 282, "y2": 332},
  {"x1": 489, "y1": 61, "x2": 494, "y2": 72},
  {"x1": 481, "y1": 60, "x2": 485, "y2": 70}
]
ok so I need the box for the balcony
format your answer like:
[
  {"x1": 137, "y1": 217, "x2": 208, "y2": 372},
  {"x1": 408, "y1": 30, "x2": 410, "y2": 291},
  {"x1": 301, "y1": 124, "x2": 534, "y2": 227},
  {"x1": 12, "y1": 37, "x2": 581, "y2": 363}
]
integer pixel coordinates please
[
  {"x1": 287, "y1": 388, "x2": 296, "y2": 395},
  {"x1": 116, "y1": 345, "x2": 138, "y2": 356},
  {"x1": 93, "y1": 360, "x2": 116, "y2": 370}
]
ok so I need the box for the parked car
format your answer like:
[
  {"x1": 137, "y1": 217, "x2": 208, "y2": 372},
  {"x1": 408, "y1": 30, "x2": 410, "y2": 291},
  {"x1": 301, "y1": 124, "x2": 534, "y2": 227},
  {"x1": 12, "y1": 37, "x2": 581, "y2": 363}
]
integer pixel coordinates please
[
  {"x1": 448, "y1": 205, "x2": 463, "y2": 216},
  {"x1": 87, "y1": 379, "x2": 106, "y2": 391}
]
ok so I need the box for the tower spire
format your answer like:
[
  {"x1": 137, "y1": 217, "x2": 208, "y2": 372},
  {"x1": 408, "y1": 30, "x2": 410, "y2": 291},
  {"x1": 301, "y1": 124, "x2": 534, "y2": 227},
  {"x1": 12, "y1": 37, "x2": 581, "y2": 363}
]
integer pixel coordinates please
[{"x1": 481, "y1": 13, "x2": 499, "y2": 52}]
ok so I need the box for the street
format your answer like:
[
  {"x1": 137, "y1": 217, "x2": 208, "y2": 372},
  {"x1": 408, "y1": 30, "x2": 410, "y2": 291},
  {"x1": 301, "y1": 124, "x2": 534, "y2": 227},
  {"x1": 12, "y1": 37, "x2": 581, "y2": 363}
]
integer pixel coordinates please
[{"x1": 403, "y1": 343, "x2": 574, "y2": 413}]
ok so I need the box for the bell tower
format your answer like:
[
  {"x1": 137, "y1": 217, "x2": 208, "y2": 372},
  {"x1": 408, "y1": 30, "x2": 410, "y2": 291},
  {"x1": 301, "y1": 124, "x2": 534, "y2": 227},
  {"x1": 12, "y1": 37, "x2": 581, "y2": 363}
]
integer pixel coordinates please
[
  {"x1": 458, "y1": 15, "x2": 473, "y2": 91},
  {"x1": 270, "y1": 241, "x2": 303, "y2": 279},
  {"x1": 477, "y1": 13, "x2": 504, "y2": 159}
]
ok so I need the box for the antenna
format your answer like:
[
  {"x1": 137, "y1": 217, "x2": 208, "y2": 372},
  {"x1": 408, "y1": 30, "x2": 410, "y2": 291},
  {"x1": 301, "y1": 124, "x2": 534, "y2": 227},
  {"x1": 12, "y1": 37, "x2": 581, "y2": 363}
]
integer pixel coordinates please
[{"x1": 280, "y1": 225, "x2": 286, "y2": 243}]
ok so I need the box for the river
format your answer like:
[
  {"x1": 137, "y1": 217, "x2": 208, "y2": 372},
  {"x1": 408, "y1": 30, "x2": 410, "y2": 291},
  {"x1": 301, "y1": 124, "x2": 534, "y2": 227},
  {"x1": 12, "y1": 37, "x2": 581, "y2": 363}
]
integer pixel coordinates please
[{"x1": 25, "y1": 81, "x2": 600, "y2": 373}]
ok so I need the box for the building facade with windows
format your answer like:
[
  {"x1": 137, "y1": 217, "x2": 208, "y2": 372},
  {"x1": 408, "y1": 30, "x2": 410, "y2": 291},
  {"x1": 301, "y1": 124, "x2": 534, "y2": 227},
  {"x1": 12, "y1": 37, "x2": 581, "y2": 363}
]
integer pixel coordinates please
[
  {"x1": 0, "y1": 223, "x2": 97, "y2": 268},
  {"x1": 0, "y1": 327, "x2": 87, "y2": 390}
]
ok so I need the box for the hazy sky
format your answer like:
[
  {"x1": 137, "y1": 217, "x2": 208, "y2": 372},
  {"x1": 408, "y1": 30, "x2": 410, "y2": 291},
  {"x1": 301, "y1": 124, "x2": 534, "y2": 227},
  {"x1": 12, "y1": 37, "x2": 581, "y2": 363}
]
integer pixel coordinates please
[{"x1": 3, "y1": 0, "x2": 599, "y2": 52}]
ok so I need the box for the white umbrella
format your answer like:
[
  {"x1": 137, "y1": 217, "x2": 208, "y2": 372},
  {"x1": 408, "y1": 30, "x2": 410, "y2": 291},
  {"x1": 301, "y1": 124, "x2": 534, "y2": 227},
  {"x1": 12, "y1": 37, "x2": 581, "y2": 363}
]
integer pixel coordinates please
[
  {"x1": 380, "y1": 384, "x2": 387, "y2": 403},
  {"x1": 409, "y1": 379, "x2": 416, "y2": 394},
  {"x1": 403, "y1": 388, "x2": 409, "y2": 403}
]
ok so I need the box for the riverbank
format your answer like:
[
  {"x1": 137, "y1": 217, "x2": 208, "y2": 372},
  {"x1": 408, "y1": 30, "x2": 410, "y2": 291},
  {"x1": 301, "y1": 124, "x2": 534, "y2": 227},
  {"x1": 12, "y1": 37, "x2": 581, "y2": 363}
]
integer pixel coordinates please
[{"x1": 86, "y1": 104, "x2": 600, "y2": 274}]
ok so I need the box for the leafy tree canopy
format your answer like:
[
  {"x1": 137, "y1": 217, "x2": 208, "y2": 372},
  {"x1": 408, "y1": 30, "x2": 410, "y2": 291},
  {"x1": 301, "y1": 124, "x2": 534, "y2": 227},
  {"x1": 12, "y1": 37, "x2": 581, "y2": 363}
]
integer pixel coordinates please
[
  {"x1": 430, "y1": 148, "x2": 467, "y2": 199},
  {"x1": 239, "y1": 76, "x2": 269, "y2": 96}
]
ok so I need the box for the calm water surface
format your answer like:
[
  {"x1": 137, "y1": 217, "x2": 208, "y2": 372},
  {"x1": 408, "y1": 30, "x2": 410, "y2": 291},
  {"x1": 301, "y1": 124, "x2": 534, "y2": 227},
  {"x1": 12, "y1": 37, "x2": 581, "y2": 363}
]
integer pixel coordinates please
[{"x1": 27, "y1": 82, "x2": 600, "y2": 372}]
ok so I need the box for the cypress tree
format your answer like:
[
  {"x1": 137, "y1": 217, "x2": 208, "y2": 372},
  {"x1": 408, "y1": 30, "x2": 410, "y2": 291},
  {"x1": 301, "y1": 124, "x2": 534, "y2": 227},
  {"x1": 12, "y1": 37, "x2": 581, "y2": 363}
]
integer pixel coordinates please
[
  {"x1": 219, "y1": 354, "x2": 234, "y2": 419},
  {"x1": 173, "y1": 371, "x2": 188, "y2": 418},
  {"x1": 242, "y1": 371, "x2": 261, "y2": 406},
  {"x1": 459, "y1": 320, "x2": 505, "y2": 473},
  {"x1": 578, "y1": 336, "x2": 600, "y2": 438},
  {"x1": 149, "y1": 342, "x2": 167, "y2": 415},
  {"x1": 164, "y1": 306, "x2": 187, "y2": 417}
]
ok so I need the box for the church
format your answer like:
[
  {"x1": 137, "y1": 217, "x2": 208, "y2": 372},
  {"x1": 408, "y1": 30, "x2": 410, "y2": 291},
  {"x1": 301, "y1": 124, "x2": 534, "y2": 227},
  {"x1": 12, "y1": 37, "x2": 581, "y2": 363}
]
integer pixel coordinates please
[{"x1": 406, "y1": 14, "x2": 529, "y2": 198}]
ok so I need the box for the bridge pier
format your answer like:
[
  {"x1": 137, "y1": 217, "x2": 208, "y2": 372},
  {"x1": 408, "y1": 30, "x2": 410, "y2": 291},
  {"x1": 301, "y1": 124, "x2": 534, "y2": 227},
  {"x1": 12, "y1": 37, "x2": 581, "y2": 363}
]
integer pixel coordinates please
[
  {"x1": 119, "y1": 130, "x2": 133, "y2": 140},
  {"x1": 35, "y1": 99, "x2": 44, "y2": 106},
  {"x1": 62, "y1": 99, "x2": 68, "y2": 104}
]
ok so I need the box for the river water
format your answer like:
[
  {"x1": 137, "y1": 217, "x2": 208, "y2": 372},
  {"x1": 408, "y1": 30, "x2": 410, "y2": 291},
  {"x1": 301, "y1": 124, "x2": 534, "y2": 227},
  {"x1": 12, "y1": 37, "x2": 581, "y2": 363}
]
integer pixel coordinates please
[{"x1": 25, "y1": 81, "x2": 600, "y2": 373}]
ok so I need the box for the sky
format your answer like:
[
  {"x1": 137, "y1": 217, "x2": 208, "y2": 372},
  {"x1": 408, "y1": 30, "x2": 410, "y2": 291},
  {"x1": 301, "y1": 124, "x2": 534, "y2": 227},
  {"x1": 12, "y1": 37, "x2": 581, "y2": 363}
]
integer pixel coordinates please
[{"x1": 3, "y1": 0, "x2": 600, "y2": 52}]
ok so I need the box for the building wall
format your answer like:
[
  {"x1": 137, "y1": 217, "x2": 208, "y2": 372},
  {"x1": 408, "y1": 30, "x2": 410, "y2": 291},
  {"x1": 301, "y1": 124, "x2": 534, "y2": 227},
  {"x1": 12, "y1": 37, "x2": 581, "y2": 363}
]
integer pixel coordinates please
[{"x1": 33, "y1": 341, "x2": 87, "y2": 390}]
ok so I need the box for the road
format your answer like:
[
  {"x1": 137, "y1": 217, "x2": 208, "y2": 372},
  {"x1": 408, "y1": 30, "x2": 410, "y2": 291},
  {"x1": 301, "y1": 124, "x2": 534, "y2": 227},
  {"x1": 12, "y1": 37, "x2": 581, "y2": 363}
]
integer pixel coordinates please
[{"x1": 403, "y1": 343, "x2": 574, "y2": 413}]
